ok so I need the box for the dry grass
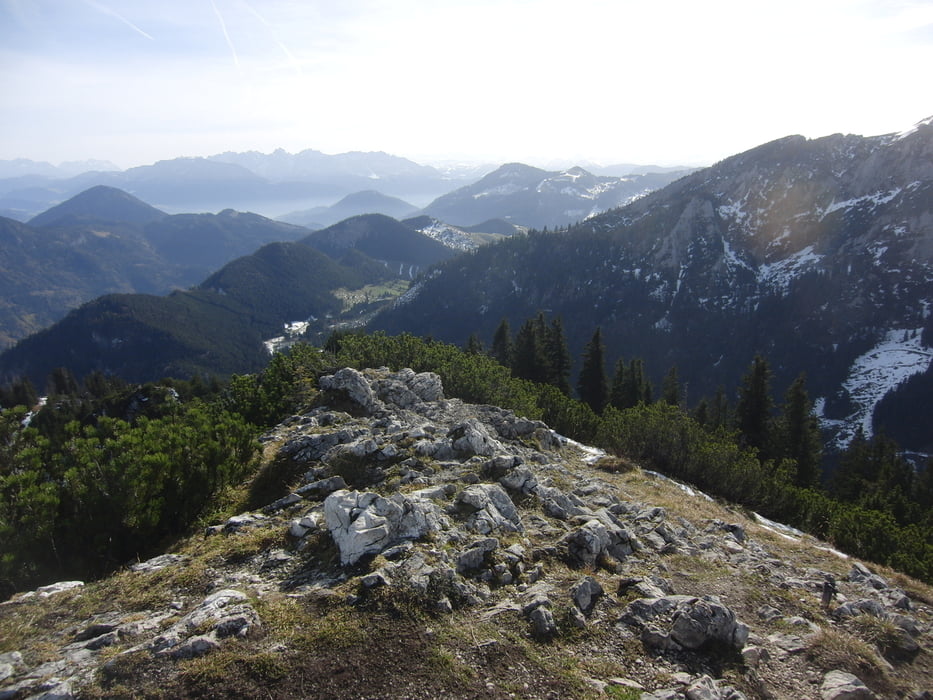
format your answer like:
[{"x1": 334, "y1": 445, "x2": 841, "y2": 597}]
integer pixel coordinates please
[{"x1": 805, "y1": 626, "x2": 889, "y2": 681}]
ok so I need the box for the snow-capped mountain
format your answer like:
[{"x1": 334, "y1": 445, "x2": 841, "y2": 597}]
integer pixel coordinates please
[
  {"x1": 420, "y1": 163, "x2": 692, "y2": 228},
  {"x1": 373, "y1": 119, "x2": 933, "y2": 453}
]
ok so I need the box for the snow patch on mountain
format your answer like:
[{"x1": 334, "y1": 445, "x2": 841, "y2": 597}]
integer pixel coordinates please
[
  {"x1": 717, "y1": 199, "x2": 749, "y2": 225},
  {"x1": 894, "y1": 114, "x2": 933, "y2": 140},
  {"x1": 473, "y1": 183, "x2": 526, "y2": 199},
  {"x1": 819, "y1": 188, "x2": 902, "y2": 219},
  {"x1": 756, "y1": 246, "x2": 822, "y2": 292},
  {"x1": 721, "y1": 237, "x2": 751, "y2": 271},
  {"x1": 416, "y1": 220, "x2": 478, "y2": 251},
  {"x1": 830, "y1": 328, "x2": 933, "y2": 448}
]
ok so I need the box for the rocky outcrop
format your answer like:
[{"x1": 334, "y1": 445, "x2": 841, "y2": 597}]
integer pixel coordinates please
[
  {"x1": 324, "y1": 489, "x2": 447, "y2": 565},
  {"x1": 3, "y1": 366, "x2": 931, "y2": 699}
]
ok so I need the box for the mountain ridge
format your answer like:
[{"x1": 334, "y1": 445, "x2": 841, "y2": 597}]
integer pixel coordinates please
[
  {"x1": 420, "y1": 162, "x2": 693, "y2": 228},
  {"x1": 371, "y1": 125, "x2": 933, "y2": 453},
  {"x1": 2, "y1": 364, "x2": 930, "y2": 699}
]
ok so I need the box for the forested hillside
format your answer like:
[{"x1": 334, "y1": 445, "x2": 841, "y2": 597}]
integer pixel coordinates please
[{"x1": 372, "y1": 124, "x2": 933, "y2": 454}]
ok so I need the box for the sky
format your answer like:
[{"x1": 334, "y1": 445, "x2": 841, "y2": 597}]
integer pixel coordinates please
[{"x1": 0, "y1": 0, "x2": 931, "y2": 170}]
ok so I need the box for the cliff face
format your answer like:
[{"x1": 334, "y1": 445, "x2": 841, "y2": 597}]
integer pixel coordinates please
[{"x1": 2, "y1": 368, "x2": 931, "y2": 699}]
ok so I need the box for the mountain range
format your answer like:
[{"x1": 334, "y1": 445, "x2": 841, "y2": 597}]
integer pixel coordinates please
[
  {"x1": 0, "y1": 186, "x2": 311, "y2": 347},
  {"x1": 0, "y1": 150, "x2": 479, "y2": 221},
  {"x1": 2, "y1": 122, "x2": 931, "y2": 455},
  {"x1": 0, "y1": 207, "x2": 475, "y2": 382},
  {"x1": 372, "y1": 119, "x2": 933, "y2": 454}
]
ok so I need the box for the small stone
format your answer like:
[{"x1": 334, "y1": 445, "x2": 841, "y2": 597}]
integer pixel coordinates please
[
  {"x1": 361, "y1": 571, "x2": 390, "y2": 589},
  {"x1": 820, "y1": 670, "x2": 876, "y2": 699},
  {"x1": 570, "y1": 575, "x2": 604, "y2": 615},
  {"x1": 742, "y1": 645, "x2": 770, "y2": 669},
  {"x1": 529, "y1": 606, "x2": 557, "y2": 639},
  {"x1": 568, "y1": 606, "x2": 587, "y2": 629}
]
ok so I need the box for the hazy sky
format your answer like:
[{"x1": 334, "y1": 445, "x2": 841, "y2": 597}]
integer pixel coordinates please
[{"x1": 1, "y1": 0, "x2": 931, "y2": 169}]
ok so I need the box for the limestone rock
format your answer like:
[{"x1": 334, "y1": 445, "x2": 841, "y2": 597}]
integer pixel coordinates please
[
  {"x1": 561, "y1": 519, "x2": 611, "y2": 567},
  {"x1": 319, "y1": 368, "x2": 379, "y2": 414},
  {"x1": 455, "y1": 484, "x2": 522, "y2": 535},
  {"x1": 528, "y1": 606, "x2": 557, "y2": 640},
  {"x1": 129, "y1": 554, "x2": 187, "y2": 574},
  {"x1": 621, "y1": 595, "x2": 748, "y2": 652},
  {"x1": 670, "y1": 597, "x2": 749, "y2": 650},
  {"x1": 448, "y1": 420, "x2": 504, "y2": 458},
  {"x1": 374, "y1": 369, "x2": 444, "y2": 408},
  {"x1": 498, "y1": 466, "x2": 538, "y2": 494},
  {"x1": 820, "y1": 670, "x2": 876, "y2": 699},
  {"x1": 832, "y1": 599, "x2": 886, "y2": 619},
  {"x1": 324, "y1": 489, "x2": 446, "y2": 565},
  {"x1": 685, "y1": 674, "x2": 748, "y2": 700},
  {"x1": 28, "y1": 581, "x2": 84, "y2": 599},
  {"x1": 150, "y1": 589, "x2": 260, "y2": 657},
  {"x1": 296, "y1": 475, "x2": 347, "y2": 501},
  {"x1": 570, "y1": 576, "x2": 604, "y2": 615},
  {"x1": 456, "y1": 538, "x2": 499, "y2": 574},
  {"x1": 847, "y1": 562, "x2": 888, "y2": 590}
]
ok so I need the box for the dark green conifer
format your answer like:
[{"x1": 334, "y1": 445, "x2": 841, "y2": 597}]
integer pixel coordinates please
[
  {"x1": 775, "y1": 373, "x2": 822, "y2": 487},
  {"x1": 546, "y1": 317, "x2": 572, "y2": 395},
  {"x1": 735, "y1": 355, "x2": 774, "y2": 456},
  {"x1": 465, "y1": 333, "x2": 483, "y2": 355},
  {"x1": 609, "y1": 357, "x2": 627, "y2": 409},
  {"x1": 661, "y1": 365, "x2": 682, "y2": 407},
  {"x1": 490, "y1": 318, "x2": 514, "y2": 368},
  {"x1": 512, "y1": 319, "x2": 548, "y2": 384},
  {"x1": 577, "y1": 327, "x2": 609, "y2": 413}
]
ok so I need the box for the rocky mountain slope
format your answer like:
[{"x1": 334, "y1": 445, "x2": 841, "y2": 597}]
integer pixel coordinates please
[
  {"x1": 420, "y1": 163, "x2": 692, "y2": 228},
  {"x1": 373, "y1": 120, "x2": 933, "y2": 453},
  {"x1": 2, "y1": 367, "x2": 930, "y2": 699}
]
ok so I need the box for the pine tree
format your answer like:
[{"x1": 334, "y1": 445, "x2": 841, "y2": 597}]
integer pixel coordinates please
[
  {"x1": 832, "y1": 427, "x2": 871, "y2": 502},
  {"x1": 775, "y1": 373, "x2": 822, "y2": 487},
  {"x1": 609, "y1": 357, "x2": 627, "y2": 409},
  {"x1": 464, "y1": 333, "x2": 483, "y2": 355},
  {"x1": 577, "y1": 327, "x2": 608, "y2": 413},
  {"x1": 490, "y1": 319, "x2": 514, "y2": 368},
  {"x1": 47, "y1": 367, "x2": 79, "y2": 398},
  {"x1": 615, "y1": 358, "x2": 652, "y2": 408},
  {"x1": 661, "y1": 365, "x2": 682, "y2": 407},
  {"x1": 709, "y1": 385, "x2": 730, "y2": 430},
  {"x1": 512, "y1": 318, "x2": 548, "y2": 384},
  {"x1": 545, "y1": 317, "x2": 572, "y2": 395},
  {"x1": 735, "y1": 355, "x2": 774, "y2": 456}
]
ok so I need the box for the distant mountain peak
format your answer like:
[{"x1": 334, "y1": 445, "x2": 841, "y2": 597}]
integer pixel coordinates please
[
  {"x1": 421, "y1": 162, "x2": 689, "y2": 228},
  {"x1": 27, "y1": 185, "x2": 166, "y2": 228}
]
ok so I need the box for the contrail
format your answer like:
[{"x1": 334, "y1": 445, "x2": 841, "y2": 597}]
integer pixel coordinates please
[
  {"x1": 241, "y1": 0, "x2": 301, "y2": 71},
  {"x1": 84, "y1": 0, "x2": 154, "y2": 40},
  {"x1": 210, "y1": 0, "x2": 240, "y2": 69}
]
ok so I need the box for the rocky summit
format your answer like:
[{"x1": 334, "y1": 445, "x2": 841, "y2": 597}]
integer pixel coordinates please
[{"x1": 2, "y1": 368, "x2": 931, "y2": 699}]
